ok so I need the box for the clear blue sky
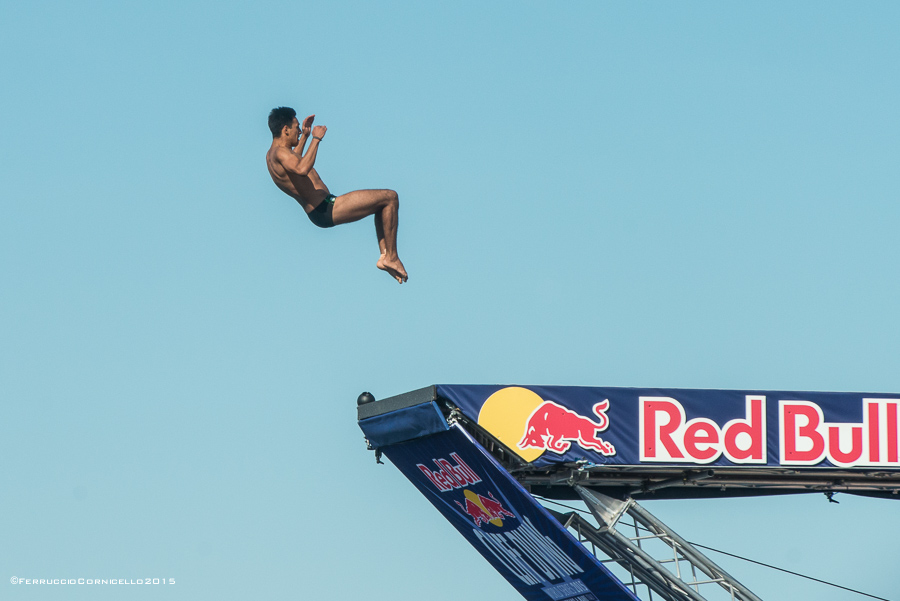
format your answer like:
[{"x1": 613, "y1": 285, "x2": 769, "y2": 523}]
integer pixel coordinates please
[{"x1": 3, "y1": 2, "x2": 899, "y2": 599}]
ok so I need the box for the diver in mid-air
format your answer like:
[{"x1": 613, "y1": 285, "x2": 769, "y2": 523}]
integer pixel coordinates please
[{"x1": 265, "y1": 107, "x2": 408, "y2": 284}]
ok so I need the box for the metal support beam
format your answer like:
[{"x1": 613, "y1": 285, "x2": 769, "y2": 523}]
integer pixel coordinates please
[{"x1": 566, "y1": 486, "x2": 763, "y2": 601}]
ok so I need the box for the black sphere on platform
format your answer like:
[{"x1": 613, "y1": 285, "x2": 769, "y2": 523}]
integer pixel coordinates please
[{"x1": 357, "y1": 391, "x2": 376, "y2": 406}]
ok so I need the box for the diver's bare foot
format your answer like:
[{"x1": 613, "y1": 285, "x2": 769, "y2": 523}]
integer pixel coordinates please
[{"x1": 377, "y1": 254, "x2": 408, "y2": 284}]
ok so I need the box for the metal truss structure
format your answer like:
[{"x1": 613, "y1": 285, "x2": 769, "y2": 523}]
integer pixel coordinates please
[{"x1": 548, "y1": 486, "x2": 762, "y2": 601}]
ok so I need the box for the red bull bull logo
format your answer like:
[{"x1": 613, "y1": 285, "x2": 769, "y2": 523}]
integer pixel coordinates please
[
  {"x1": 475, "y1": 387, "x2": 617, "y2": 462},
  {"x1": 455, "y1": 489, "x2": 517, "y2": 528},
  {"x1": 518, "y1": 400, "x2": 615, "y2": 456}
]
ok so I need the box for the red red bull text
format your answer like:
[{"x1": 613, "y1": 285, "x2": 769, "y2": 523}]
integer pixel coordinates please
[
  {"x1": 641, "y1": 396, "x2": 900, "y2": 467},
  {"x1": 417, "y1": 453, "x2": 482, "y2": 492},
  {"x1": 780, "y1": 399, "x2": 900, "y2": 467},
  {"x1": 640, "y1": 396, "x2": 766, "y2": 464},
  {"x1": 519, "y1": 400, "x2": 615, "y2": 455}
]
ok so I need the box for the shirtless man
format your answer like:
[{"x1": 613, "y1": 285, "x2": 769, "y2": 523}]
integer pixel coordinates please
[{"x1": 265, "y1": 106, "x2": 408, "y2": 283}]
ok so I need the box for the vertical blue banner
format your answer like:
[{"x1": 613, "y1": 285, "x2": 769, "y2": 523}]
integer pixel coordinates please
[{"x1": 381, "y1": 425, "x2": 638, "y2": 601}]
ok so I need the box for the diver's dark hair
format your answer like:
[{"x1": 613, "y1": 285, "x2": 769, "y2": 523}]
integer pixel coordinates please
[{"x1": 268, "y1": 106, "x2": 297, "y2": 137}]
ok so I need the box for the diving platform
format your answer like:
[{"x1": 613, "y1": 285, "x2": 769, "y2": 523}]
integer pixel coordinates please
[{"x1": 358, "y1": 385, "x2": 900, "y2": 600}]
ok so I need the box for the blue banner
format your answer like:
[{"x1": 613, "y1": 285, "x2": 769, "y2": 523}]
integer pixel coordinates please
[
  {"x1": 381, "y1": 425, "x2": 638, "y2": 601},
  {"x1": 435, "y1": 385, "x2": 900, "y2": 471}
]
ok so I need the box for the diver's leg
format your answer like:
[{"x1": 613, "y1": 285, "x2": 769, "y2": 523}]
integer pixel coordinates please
[
  {"x1": 374, "y1": 210, "x2": 387, "y2": 257},
  {"x1": 332, "y1": 189, "x2": 407, "y2": 283}
]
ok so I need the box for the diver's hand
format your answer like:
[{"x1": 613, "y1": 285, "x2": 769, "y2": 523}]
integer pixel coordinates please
[{"x1": 301, "y1": 114, "x2": 315, "y2": 135}]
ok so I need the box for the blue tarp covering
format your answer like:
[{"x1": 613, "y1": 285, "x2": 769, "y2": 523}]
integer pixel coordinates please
[
  {"x1": 435, "y1": 385, "x2": 900, "y2": 471},
  {"x1": 358, "y1": 401, "x2": 448, "y2": 447}
]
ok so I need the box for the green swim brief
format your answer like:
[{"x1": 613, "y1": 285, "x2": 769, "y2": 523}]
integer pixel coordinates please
[{"x1": 307, "y1": 194, "x2": 336, "y2": 229}]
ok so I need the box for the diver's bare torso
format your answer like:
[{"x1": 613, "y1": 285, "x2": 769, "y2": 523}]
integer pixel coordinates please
[{"x1": 265, "y1": 147, "x2": 330, "y2": 213}]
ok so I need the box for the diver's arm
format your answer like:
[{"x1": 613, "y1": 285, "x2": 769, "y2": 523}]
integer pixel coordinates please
[
  {"x1": 281, "y1": 125, "x2": 326, "y2": 177},
  {"x1": 293, "y1": 114, "x2": 316, "y2": 157}
]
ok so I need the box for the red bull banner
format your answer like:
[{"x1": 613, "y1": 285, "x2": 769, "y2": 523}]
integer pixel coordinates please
[
  {"x1": 435, "y1": 385, "x2": 900, "y2": 471},
  {"x1": 379, "y1": 424, "x2": 639, "y2": 601}
]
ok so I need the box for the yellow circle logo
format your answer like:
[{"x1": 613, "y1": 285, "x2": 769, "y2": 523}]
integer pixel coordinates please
[{"x1": 477, "y1": 387, "x2": 546, "y2": 462}]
